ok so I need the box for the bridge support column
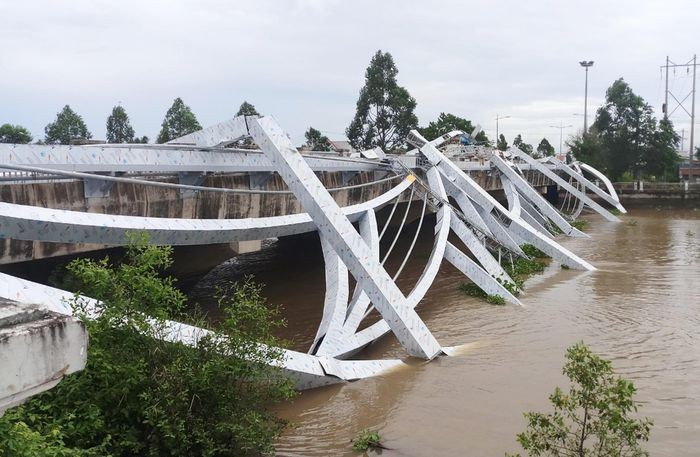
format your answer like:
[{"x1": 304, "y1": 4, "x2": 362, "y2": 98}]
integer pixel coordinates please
[{"x1": 230, "y1": 240, "x2": 262, "y2": 254}]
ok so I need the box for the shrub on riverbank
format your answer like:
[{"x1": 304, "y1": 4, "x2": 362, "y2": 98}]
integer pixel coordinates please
[
  {"x1": 509, "y1": 342, "x2": 652, "y2": 457},
  {"x1": 0, "y1": 237, "x2": 295, "y2": 456}
]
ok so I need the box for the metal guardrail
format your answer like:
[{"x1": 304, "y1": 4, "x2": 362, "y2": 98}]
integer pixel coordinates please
[{"x1": 613, "y1": 182, "x2": 700, "y2": 192}]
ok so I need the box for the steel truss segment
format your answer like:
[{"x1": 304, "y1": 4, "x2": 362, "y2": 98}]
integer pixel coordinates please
[
  {"x1": 444, "y1": 243, "x2": 521, "y2": 306},
  {"x1": 491, "y1": 154, "x2": 587, "y2": 237},
  {"x1": 414, "y1": 132, "x2": 594, "y2": 270},
  {"x1": 325, "y1": 167, "x2": 452, "y2": 359},
  {"x1": 577, "y1": 162, "x2": 624, "y2": 208},
  {"x1": 548, "y1": 157, "x2": 626, "y2": 213},
  {"x1": 249, "y1": 116, "x2": 442, "y2": 360},
  {"x1": 517, "y1": 198, "x2": 555, "y2": 239},
  {"x1": 0, "y1": 144, "x2": 380, "y2": 174},
  {"x1": 441, "y1": 176, "x2": 523, "y2": 253},
  {"x1": 0, "y1": 272, "x2": 401, "y2": 390},
  {"x1": 309, "y1": 235, "x2": 349, "y2": 354},
  {"x1": 509, "y1": 149, "x2": 620, "y2": 222},
  {"x1": 405, "y1": 129, "x2": 465, "y2": 155},
  {"x1": 440, "y1": 178, "x2": 493, "y2": 236},
  {"x1": 167, "y1": 116, "x2": 250, "y2": 147},
  {"x1": 448, "y1": 215, "x2": 514, "y2": 283},
  {"x1": 0, "y1": 178, "x2": 412, "y2": 246},
  {"x1": 315, "y1": 210, "x2": 378, "y2": 357}
]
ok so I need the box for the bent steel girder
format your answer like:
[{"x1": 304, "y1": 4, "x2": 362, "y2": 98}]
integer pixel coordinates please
[
  {"x1": 444, "y1": 243, "x2": 520, "y2": 305},
  {"x1": 491, "y1": 154, "x2": 587, "y2": 238},
  {"x1": 410, "y1": 131, "x2": 595, "y2": 271},
  {"x1": 509, "y1": 149, "x2": 620, "y2": 222},
  {"x1": 0, "y1": 177, "x2": 413, "y2": 246},
  {"x1": 314, "y1": 210, "x2": 379, "y2": 357},
  {"x1": 248, "y1": 116, "x2": 443, "y2": 360},
  {"x1": 441, "y1": 177, "x2": 521, "y2": 252},
  {"x1": 0, "y1": 144, "x2": 381, "y2": 174},
  {"x1": 309, "y1": 234, "x2": 350, "y2": 354},
  {"x1": 0, "y1": 271, "x2": 404, "y2": 390},
  {"x1": 547, "y1": 157, "x2": 626, "y2": 214},
  {"x1": 324, "y1": 167, "x2": 454, "y2": 359},
  {"x1": 578, "y1": 162, "x2": 623, "y2": 206}
]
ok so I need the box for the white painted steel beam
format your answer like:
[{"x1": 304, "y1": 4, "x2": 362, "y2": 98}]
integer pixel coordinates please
[
  {"x1": 249, "y1": 116, "x2": 442, "y2": 360},
  {"x1": 0, "y1": 178, "x2": 412, "y2": 246},
  {"x1": 547, "y1": 157, "x2": 626, "y2": 213},
  {"x1": 326, "y1": 167, "x2": 453, "y2": 359},
  {"x1": 491, "y1": 154, "x2": 587, "y2": 237},
  {"x1": 0, "y1": 272, "x2": 403, "y2": 390},
  {"x1": 444, "y1": 243, "x2": 521, "y2": 305},
  {"x1": 411, "y1": 131, "x2": 595, "y2": 271},
  {"x1": 578, "y1": 162, "x2": 624, "y2": 206},
  {"x1": 508, "y1": 149, "x2": 621, "y2": 222},
  {"x1": 0, "y1": 144, "x2": 382, "y2": 174}
]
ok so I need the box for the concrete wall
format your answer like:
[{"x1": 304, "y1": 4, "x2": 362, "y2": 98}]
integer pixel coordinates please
[{"x1": 0, "y1": 300, "x2": 87, "y2": 415}]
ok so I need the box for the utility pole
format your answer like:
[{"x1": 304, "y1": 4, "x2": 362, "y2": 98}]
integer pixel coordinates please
[
  {"x1": 579, "y1": 61, "x2": 594, "y2": 133},
  {"x1": 550, "y1": 122, "x2": 573, "y2": 156},
  {"x1": 661, "y1": 54, "x2": 697, "y2": 181}
]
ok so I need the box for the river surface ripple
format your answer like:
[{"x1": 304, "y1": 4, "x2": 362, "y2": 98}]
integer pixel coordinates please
[{"x1": 191, "y1": 206, "x2": 700, "y2": 456}]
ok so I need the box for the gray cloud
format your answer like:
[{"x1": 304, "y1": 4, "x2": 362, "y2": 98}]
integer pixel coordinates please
[{"x1": 1, "y1": 0, "x2": 697, "y2": 150}]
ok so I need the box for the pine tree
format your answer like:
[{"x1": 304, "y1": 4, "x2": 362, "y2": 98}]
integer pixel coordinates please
[
  {"x1": 304, "y1": 127, "x2": 331, "y2": 151},
  {"x1": 106, "y1": 105, "x2": 135, "y2": 143},
  {"x1": 44, "y1": 105, "x2": 92, "y2": 144},
  {"x1": 236, "y1": 101, "x2": 259, "y2": 116},
  {"x1": 156, "y1": 98, "x2": 202, "y2": 144},
  {"x1": 346, "y1": 50, "x2": 418, "y2": 152}
]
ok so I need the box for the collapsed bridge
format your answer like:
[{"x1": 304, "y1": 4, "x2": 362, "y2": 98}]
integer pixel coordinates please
[{"x1": 0, "y1": 115, "x2": 625, "y2": 410}]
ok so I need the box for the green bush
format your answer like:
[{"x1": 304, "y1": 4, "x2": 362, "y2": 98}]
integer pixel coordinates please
[
  {"x1": 520, "y1": 244, "x2": 548, "y2": 259},
  {"x1": 570, "y1": 220, "x2": 588, "y2": 231},
  {"x1": 352, "y1": 429, "x2": 383, "y2": 453},
  {"x1": 486, "y1": 295, "x2": 506, "y2": 305},
  {"x1": 510, "y1": 342, "x2": 652, "y2": 457},
  {"x1": 0, "y1": 237, "x2": 295, "y2": 456}
]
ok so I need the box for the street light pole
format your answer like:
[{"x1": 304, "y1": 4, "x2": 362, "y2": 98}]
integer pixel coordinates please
[
  {"x1": 550, "y1": 122, "x2": 573, "y2": 156},
  {"x1": 495, "y1": 114, "x2": 510, "y2": 147},
  {"x1": 579, "y1": 60, "x2": 594, "y2": 134}
]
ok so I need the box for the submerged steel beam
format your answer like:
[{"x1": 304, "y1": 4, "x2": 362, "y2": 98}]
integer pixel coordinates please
[
  {"x1": 249, "y1": 116, "x2": 443, "y2": 360},
  {"x1": 410, "y1": 131, "x2": 595, "y2": 271},
  {"x1": 491, "y1": 154, "x2": 587, "y2": 237}
]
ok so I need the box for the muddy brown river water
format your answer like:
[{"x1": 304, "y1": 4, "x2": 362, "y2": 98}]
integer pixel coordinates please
[{"x1": 190, "y1": 205, "x2": 700, "y2": 456}]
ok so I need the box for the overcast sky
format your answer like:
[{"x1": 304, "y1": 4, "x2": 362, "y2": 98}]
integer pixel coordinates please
[{"x1": 1, "y1": 0, "x2": 698, "y2": 152}]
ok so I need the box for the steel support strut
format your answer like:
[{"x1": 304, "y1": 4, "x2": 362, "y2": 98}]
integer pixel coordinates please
[{"x1": 249, "y1": 116, "x2": 443, "y2": 360}]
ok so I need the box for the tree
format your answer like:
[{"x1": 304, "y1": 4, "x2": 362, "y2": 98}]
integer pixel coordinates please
[
  {"x1": 590, "y1": 78, "x2": 659, "y2": 180},
  {"x1": 346, "y1": 50, "x2": 418, "y2": 152},
  {"x1": 537, "y1": 138, "x2": 556, "y2": 157},
  {"x1": 236, "y1": 101, "x2": 259, "y2": 116},
  {"x1": 513, "y1": 134, "x2": 534, "y2": 155},
  {"x1": 0, "y1": 236, "x2": 295, "y2": 456},
  {"x1": 644, "y1": 117, "x2": 680, "y2": 179},
  {"x1": 0, "y1": 123, "x2": 32, "y2": 143},
  {"x1": 510, "y1": 342, "x2": 652, "y2": 457},
  {"x1": 44, "y1": 105, "x2": 92, "y2": 144},
  {"x1": 106, "y1": 105, "x2": 135, "y2": 143},
  {"x1": 156, "y1": 97, "x2": 202, "y2": 143},
  {"x1": 497, "y1": 134, "x2": 508, "y2": 151},
  {"x1": 304, "y1": 127, "x2": 331, "y2": 151},
  {"x1": 418, "y1": 112, "x2": 489, "y2": 144},
  {"x1": 133, "y1": 135, "x2": 149, "y2": 144}
]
